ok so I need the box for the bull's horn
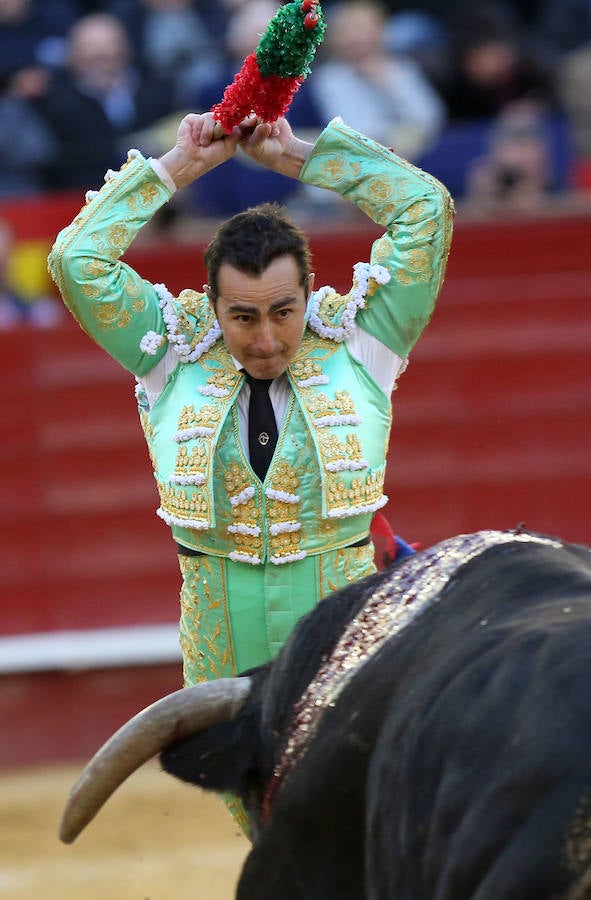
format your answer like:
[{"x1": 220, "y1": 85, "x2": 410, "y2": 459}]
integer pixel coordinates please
[{"x1": 59, "y1": 676, "x2": 252, "y2": 845}]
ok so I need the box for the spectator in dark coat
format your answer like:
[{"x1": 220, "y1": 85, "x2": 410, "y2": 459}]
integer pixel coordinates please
[
  {"x1": 0, "y1": 68, "x2": 57, "y2": 196},
  {"x1": 33, "y1": 12, "x2": 178, "y2": 191},
  {"x1": 0, "y1": 0, "x2": 79, "y2": 79},
  {"x1": 111, "y1": 0, "x2": 221, "y2": 106},
  {"x1": 441, "y1": 1, "x2": 554, "y2": 122}
]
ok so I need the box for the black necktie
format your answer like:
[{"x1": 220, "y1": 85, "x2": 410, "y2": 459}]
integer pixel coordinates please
[{"x1": 247, "y1": 375, "x2": 278, "y2": 482}]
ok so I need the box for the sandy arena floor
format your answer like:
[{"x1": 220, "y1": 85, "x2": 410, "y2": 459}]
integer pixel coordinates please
[{"x1": 0, "y1": 760, "x2": 249, "y2": 899}]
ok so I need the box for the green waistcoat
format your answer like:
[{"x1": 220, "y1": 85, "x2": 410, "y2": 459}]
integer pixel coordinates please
[{"x1": 139, "y1": 302, "x2": 392, "y2": 564}]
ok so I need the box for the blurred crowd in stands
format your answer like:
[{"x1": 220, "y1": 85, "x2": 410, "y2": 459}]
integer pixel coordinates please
[{"x1": 2, "y1": 0, "x2": 591, "y2": 324}]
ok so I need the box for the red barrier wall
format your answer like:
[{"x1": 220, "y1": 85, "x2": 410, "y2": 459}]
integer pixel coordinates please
[{"x1": 1, "y1": 209, "x2": 590, "y2": 766}]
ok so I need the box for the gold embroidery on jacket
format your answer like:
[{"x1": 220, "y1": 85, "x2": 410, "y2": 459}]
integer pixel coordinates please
[
  {"x1": 224, "y1": 461, "x2": 253, "y2": 500},
  {"x1": 106, "y1": 222, "x2": 129, "y2": 251},
  {"x1": 82, "y1": 226, "x2": 149, "y2": 329},
  {"x1": 371, "y1": 235, "x2": 393, "y2": 264},
  {"x1": 139, "y1": 413, "x2": 158, "y2": 471},
  {"x1": 326, "y1": 470, "x2": 384, "y2": 514},
  {"x1": 138, "y1": 182, "x2": 160, "y2": 206},
  {"x1": 318, "y1": 432, "x2": 365, "y2": 469},
  {"x1": 165, "y1": 290, "x2": 219, "y2": 353},
  {"x1": 322, "y1": 155, "x2": 346, "y2": 181},
  {"x1": 402, "y1": 199, "x2": 430, "y2": 224},
  {"x1": 84, "y1": 258, "x2": 109, "y2": 277},
  {"x1": 159, "y1": 481, "x2": 210, "y2": 525},
  {"x1": 267, "y1": 460, "x2": 303, "y2": 560},
  {"x1": 316, "y1": 288, "x2": 342, "y2": 322},
  {"x1": 223, "y1": 462, "x2": 263, "y2": 558},
  {"x1": 173, "y1": 444, "x2": 209, "y2": 481},
  {"x1": 317, "y1": 154, "x2": 362, "y2": 184},
  {"x1": 207, "y1": 369, "x2": 240, "y2": 393},
  {"x1": 290, "y1": 358, "x2": 326, "y2": 383},
  {"x1": 176, "y1": 402, "x2": 222, "y2": 436},
  {"x1": 366, "y1": 175, "x2": 394, "y2": 203},
  {"x1": 270, "y1": 529, "x2": 303, "y2": 560},
  {"x1": 318, "y1": 432, "x2": 346, "y2": 464},
  {"x1": 305, "y1": 389, "x2": 358, "y2": 422},
  {"x1": 392, "y1": 238, "x2": 435, "y2": 286},
  {"x1": 177, "y1": 288, "x2": 206, "y2": 316}
]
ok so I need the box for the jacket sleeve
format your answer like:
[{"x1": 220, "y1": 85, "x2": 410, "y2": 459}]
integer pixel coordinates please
[
  {"x1": 47, "y1": 151, "x2": 174, "y2": 377},
  {"x1": 298, "y1": 117, "x2": 454, "y2": 358}
]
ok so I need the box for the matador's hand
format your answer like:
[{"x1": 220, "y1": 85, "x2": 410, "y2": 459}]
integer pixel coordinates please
[
  {"x1": 159, "y1": 112, "x2": 242, "y2": 190},
  {"x1": 239, "y1": 116, "x2": 313, "y2": 180}
]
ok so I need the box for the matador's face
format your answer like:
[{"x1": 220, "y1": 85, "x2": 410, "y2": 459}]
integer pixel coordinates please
[{"x1": 208, "y1": 255, "x2": 314, "y2": 381}]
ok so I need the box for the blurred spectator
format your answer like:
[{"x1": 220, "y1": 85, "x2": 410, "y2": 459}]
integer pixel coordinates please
[
  {"x1": 534, "y1": 0, "x2": 591, "y2": 62},
  {"x1": 0, "y1": 219, "x2": 62, "y2": 328},
  {"x1": 0, "y1": 68, "x2": 57, "y2": 196},
  {"x1": 32, "y1": 12, "x2": 178, "y2": 191},
  {"x1": 113, "y1": 0, "x2": 221, "y2": 104},
  {"x1": 176, "y1": 0, "x2": 325, "y2": 217},
  {"x1": 385, "y1": 9, "x2": 451, "y2": 92},
  {"x1": 193, "y1": 0, "x2": 256, "y2": 46},
  {"x1": 441, "y1": 1, "x2": 554, "y2": 122},
  {"x1": 0, "y1": 0, "x2": 79, "y2": 78},
  {"x1": 409, "y1": 1, "x2": 573, "y2": 203},
  {"x1": 501, "y1": 0, "x2": 540, "y2": 24},
  {"x1": 372, "y1": 0, "x2": 539, "y2": 27},
  {"x1": 462, "y1": 100, "x2": 552, "y2": 213},
  {"x1": 555, "y1": 40, "x2": 591, "y2": 193},
  {"x1": 558, "y1": 41, "x2": 591, "y2": 158},
  {"x1": 310, "y1": 0, "x2": 446, "y2": 160}
]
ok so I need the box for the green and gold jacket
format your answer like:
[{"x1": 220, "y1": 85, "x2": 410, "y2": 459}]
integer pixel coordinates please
[{"x1": 48, "y1": 118, "x2": 453, "y2": 675}]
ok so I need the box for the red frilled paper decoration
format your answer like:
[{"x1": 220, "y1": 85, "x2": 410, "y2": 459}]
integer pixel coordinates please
[{"x1": 211, "y1": 0, "x2": 326, "y2": 133}]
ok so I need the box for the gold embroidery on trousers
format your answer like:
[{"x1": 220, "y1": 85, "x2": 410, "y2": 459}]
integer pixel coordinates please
[{"x1": 179, "y1": 555, "x2": 235, "y2": 683}]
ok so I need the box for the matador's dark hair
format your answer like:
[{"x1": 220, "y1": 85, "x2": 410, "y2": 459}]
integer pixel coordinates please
[{"x1": 204, "y1": 202, "x2": 312, "y2": 302}]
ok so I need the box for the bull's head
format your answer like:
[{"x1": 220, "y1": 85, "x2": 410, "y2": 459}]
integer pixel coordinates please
[
  {"x1": 59, "y1": 677, "x2": 252, "y2": 844},
  {"x1": 57, "y1": 531, "x2": 591, "y2": 900}
]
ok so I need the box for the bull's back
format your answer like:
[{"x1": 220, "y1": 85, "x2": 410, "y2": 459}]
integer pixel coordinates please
[{"x1": 362, "y1": 538, "x2": 591, "y2": 900}]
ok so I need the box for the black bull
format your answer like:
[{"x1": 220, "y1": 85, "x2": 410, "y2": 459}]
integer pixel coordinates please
[{"x1": 60, "y1": 529, "x2": 591, "y2": 899}]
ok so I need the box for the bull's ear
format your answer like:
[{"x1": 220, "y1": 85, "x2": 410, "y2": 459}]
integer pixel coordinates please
[{"x1": 160, "y1": 700, "x2": 265, "y2": 797}]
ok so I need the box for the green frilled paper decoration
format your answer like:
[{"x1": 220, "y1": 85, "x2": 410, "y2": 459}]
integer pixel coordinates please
[{"x1": 211, "y1": 0, "x2": 326, "y2": 133}]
